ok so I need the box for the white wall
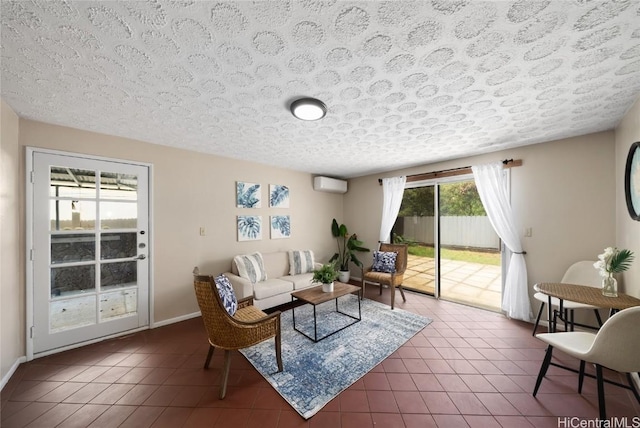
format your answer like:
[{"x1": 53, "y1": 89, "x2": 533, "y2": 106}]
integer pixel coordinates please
[
  {"x1": 1, "y1": 100, "x2": 24, "y2": 384},
  {"x1": 615, "y1": 97, "x2": 640, "y2": 297},
  {"x1": 346, "y1": 131, "x2": 619, "y2": 319}
]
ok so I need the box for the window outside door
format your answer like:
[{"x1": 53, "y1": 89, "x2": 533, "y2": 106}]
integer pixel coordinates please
[{"x1": 29, "y1": 150, "x2": 150, "y2": 355}]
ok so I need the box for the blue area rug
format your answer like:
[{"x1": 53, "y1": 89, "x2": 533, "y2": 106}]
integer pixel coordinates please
[{"x1": 239, "y1": 295, "x2": 432, "y2": 419}]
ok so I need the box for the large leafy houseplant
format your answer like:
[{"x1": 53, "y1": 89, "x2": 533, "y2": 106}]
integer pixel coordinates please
[{"x1": 329, "y1": 219, "x2": 370, "y2": 275}]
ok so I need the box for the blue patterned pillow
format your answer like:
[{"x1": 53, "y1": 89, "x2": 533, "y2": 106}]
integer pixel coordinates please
[
  {"x1": 372, "y1": 251, "x2": 397, "y2": 273},
  {"x1": 288, "y1": 250, "x2": 315, "y2": 275},
  {"x1": 214, "y1": 274, "x2": 238, "y2": 316}
]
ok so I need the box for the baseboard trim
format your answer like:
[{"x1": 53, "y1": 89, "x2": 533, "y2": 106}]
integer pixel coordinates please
[
  {"x1": 151, "y1": 311, "x2": 201, "y2": 328},
  {"x1": 1, "y1": 356, "x2": 27, "y2": 391}
]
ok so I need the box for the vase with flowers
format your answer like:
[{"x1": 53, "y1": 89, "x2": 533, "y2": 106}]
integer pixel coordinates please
[{"x1": 593, "y1": 247, "x2": 634, "y2": 297}]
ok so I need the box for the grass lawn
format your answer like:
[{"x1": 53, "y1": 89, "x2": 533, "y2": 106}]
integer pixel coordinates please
[{"x1": 408, "y1": 244, "x2": 501, "y2": 266}]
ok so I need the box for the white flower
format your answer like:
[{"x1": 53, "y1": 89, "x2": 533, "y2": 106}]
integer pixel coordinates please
[{"x1": 594, "y1": 246, "x2": 635, "y2": 277}]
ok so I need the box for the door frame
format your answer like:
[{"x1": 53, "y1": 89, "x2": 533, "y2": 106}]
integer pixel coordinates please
[
  {"x1": 402, "y1": 172, "x2": 508, "y2": 306},
  {"x1": 25, "y1": 147, "x2": 155, "y2": 360}
]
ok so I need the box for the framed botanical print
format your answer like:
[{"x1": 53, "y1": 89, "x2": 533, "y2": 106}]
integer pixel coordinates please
[
  {"x1": 237, "y1": 216, "x2": 262, "y2": 241},
  {"x1": 236, "y1": 182, "x2": 261, "y2": 208}
]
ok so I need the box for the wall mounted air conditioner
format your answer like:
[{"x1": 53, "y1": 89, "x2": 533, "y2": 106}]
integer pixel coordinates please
[{"x1": 313, "y1": 176, "x2": 348, "y2": 194}]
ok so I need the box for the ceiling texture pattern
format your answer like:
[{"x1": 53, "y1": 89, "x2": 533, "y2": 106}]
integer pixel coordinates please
[{"x1": 2, "y1": 0, "x2": 640, "y2": 178}]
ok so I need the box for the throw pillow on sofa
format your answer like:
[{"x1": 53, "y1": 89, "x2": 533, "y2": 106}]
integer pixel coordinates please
[
  {"x1": 234, "y1": 252, "x2": 267, "y2": 283},
  {"x1": 288, "y1": 250, "x2": 315, "y2": 275},
  {"x1": 372, "y1": 251, "x2": 397, "y2": 273},
  {"x1": 214, "y1": 274, "x2": 238, "y2": 316}
]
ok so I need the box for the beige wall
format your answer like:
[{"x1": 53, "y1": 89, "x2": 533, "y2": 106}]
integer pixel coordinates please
[
  {"x1": 615, "y1": 97, "x2": 640, "y2": 297},
  {"x1": 346, "y1": 131, "x2": 619, "y2": 317},
  {"x1": 1, "y1": 118, "x2": 342, "y2": 381},
  {"x1": 1, "y1": 101, "x2": 24, "y2": 382}
]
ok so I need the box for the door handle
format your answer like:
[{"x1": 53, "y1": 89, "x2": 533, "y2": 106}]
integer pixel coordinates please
[{"x1": 135, "y1": 254, "x2": 146, "y2": 260}]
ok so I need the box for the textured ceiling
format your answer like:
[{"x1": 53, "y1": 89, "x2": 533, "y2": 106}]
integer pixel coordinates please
[{"x1": 2, "y1": 1, "x2": 640, "y2": 178}]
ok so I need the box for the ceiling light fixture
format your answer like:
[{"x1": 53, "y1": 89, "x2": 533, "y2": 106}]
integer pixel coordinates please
[{"x1": 290, "y1": 97, "x2": 327, "y2": 121}]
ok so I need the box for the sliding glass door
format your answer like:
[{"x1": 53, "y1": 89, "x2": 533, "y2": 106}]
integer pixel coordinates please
[{"x1": 393, "y1": 177, "x2": 502, "y2": 311}]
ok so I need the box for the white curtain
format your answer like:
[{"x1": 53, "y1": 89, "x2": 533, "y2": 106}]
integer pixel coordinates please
[
  {"x1": 379, "y1": 176, "x2": 406, "y2": 244},
  {"x1": 472, "y1": 163, "x2": 531, "y2": 321}
]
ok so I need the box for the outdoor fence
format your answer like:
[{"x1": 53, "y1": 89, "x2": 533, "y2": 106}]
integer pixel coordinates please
[{"x1": 398, "y1": 216, "x2": 500, "y2": 250}]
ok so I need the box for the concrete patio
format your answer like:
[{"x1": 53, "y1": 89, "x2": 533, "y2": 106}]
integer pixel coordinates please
[{"x1": 403, "y1": 254, "x2": 502, "y2": 312}]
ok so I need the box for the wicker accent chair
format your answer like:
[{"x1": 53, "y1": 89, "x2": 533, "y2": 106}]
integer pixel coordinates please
[
  {"x1": 361, "y1": 243, "x2": 409, "y2": 310},
  {"x1": 193, "y1": 275, "x2": 282, "y2": 399}
]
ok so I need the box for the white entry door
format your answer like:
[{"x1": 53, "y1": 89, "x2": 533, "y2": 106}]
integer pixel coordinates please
[{"x1": 29, "y1": 151, "x2": 150, "y2": 355}]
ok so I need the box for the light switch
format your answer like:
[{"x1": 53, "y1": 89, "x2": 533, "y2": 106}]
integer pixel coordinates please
[
  {"x1": 524, "y1": 227, "x2": 532, "y2": 237},
  {"x1": 199, "y1": 227, "x2": 206, "y2": 236}
]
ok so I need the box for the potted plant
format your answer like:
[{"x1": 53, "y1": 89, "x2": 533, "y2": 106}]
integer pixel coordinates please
[
  {"x1": 329, "y1": 218, "x2": 370, "y2": 283},
  {"x1": 312, "y1": 263, "x2": 339, "y2": 292}
]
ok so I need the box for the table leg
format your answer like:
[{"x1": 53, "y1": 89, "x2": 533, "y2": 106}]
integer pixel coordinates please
[
  {"x1": 292, "y1": 295, "x2": 296, "y2": 331},
  {"x1": 313, "y1": 305, "x2": 317, "y2": 342},
  {"x1": 547, "y1": 295, "x2": 554, "y2": 332}
]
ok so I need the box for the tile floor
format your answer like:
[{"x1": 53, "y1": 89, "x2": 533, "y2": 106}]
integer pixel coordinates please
[{"x1": 2, "y1": 287, "x2": 639, "y2": 428}]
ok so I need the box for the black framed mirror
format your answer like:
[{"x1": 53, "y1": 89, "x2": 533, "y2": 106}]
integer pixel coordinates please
[{"x1": 625, "y1": 141, "x2": 640, "y2": 221}]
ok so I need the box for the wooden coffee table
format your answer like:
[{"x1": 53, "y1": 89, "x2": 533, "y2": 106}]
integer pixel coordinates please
[{"x1": 291, "y1": 282, "x2": 361, "y2": 342}]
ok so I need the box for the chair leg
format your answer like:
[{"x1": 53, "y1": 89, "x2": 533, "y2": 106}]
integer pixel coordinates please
[
  {"x1": 204, "y1": 344, "x2": 214, "y2": 369},
  {"x1": 594, "y1": 309, "x2": 603, "y2": 327},
  {"x1": 533, "y1": 345, "x2": 554, "y2": 396},
  {"x1": 596, "y1": 364, "x2": 606, "y2": 421},
  {"x1": 627, "y1": 373, "x2": 640, "y2": 404},
  {"x1": 532, "y1": 302, "x2": 545, "y2": 336},
  {"x1": 398, "y1": 284, "x2": 406, "y2": 302},
  {"x1": 390, "y1": 283, "x2": 395, "y2": 310},
  {"x1": 360, "y1": 278, "x2": 366, "y2": 299},
  {"x1": 275, "y1": 331, "x2": 283, "y2": 372},
  {"x1": 219, "y1": 350, "x2": 232, "y2": 399},
  {"x1": 578, "y1": 360, "x2": 586, "y2": 393},
  {"x1": 569, "y1": 309, "x2": 575, "y2": 332}
]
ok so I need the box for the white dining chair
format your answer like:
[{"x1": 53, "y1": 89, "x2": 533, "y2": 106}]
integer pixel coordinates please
[
  {"x1": 532, "y1": 260, "x2": 604, "y2": 334},
  {"x1": 533, "y1": 306, "x2": 640, "y2": 420}
]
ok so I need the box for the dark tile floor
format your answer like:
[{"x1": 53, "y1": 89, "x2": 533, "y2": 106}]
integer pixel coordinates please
[{"x1": 2, "y1": 287, "x2": 639, "y2": 427}]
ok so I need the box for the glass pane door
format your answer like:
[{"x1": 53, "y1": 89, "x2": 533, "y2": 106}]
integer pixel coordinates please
[
  {"x1": 392, "y1": 178, "x2": 502, "y2": 312},
  {"x1": 32, "y1": 152, "x2": 149, "y2": 354},
  {"x1": 394, "y1": 185, "x2": 436, "y2": 295},
  {"x1": 438, "y1": 180, "x2": 502, "y2": 311}
]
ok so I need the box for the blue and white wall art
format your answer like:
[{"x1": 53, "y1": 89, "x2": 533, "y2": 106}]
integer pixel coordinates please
[
  {"x1": 237, "y1": 216, "x2": 262, "y2": 241},
  {"x1": 270, "y1": 215, "x2": 290, "y2": 239},
  {"x1": 269, "y1": 184, "x2": 290, "y2": 208},
  {"x1": 236, "y1": 181, "x2": 261, "y2": 208}
]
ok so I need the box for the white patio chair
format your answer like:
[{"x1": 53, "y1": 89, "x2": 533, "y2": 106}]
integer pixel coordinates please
[
  {"x1": 532, "y1": 260, "x2": 603, "y2": 334},
  {"x1": 533, "y1": 306, "x2": 640, "y2": 420}
]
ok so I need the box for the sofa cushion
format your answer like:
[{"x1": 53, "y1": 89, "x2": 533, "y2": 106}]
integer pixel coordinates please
[
  {"x1": 288, "y1": 250, "x2": 315, "y2": 275},
  {"x1": 372, "y1": 250, "x2": 397, "y2": 273},
  {"x1": 281, "y1": 272, "x2": 316, "y2": 290},
  {"x1": 253, "y1": 278, "x2": 294, "y2": 300},
  {"x1": 261, "y1": 251, "x2": 290, "y2": 278},
  {"x1": 234, "y1": 252, "x2": 267, "y2": 283},
  {"x1": 214, "y1": 274, "x2": 237, "y2": 316}
]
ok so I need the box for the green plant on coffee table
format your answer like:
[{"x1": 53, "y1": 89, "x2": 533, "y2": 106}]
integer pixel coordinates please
[
  {"x1": 329, "y1": 218, "x2": 370, "y2": 271},
  {"x1": 312, "y1": 263, "x2": 339, "y2": 285}
]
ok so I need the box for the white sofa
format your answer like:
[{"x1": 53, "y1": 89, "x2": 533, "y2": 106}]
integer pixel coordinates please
[{"x1": 224, "y1": 251, "x2": 321, "y2": 310}]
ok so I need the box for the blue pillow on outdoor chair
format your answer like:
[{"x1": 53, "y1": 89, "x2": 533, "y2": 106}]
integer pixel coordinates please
[
  {"x1": 214, "y1": 274, "x2": 238, "y2": 316},
  {"x1": 371, "y1": 251, "x2": 397, "y2": 273}
]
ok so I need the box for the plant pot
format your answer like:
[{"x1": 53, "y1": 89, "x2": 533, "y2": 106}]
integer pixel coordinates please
[
  {"x1": 338, "y1": 270, "x2": 350, "y2": 283},
  {"x1": 322, "y1": 282, "x2": 334, "y2": 292}
]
